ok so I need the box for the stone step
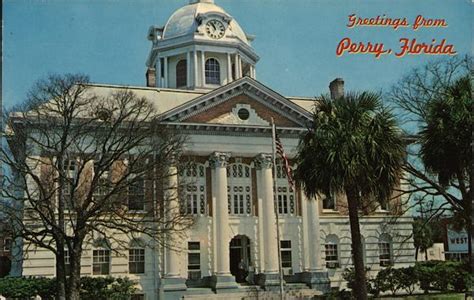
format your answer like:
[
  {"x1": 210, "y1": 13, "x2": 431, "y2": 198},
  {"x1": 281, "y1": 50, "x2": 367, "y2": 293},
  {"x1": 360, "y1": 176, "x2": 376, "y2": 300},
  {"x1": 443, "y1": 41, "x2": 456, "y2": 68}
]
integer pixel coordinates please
[{"x1": 183, "y1": 288, "x2": 323, "y2": 299}]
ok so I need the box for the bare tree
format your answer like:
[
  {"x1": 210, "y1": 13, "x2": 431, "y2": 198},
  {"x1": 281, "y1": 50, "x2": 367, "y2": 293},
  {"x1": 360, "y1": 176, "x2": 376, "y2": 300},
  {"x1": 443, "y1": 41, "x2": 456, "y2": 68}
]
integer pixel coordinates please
[
  {"x1": 388, "y1": 55, "x2": 472, "y2": 268},
  {"x1": 389, "y1": 55, "x2": 471, "y2": 128},
  {"x1": 1, "y1": 74, "x2": 192, "y2": 300}
]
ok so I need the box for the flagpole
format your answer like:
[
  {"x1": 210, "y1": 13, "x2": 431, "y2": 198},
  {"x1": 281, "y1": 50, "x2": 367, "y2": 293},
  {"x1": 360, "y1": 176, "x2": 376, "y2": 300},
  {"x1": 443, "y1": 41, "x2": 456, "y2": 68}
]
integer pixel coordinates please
[{"x1": 271, "y1": 117, "x2": 285, "y2": 300}]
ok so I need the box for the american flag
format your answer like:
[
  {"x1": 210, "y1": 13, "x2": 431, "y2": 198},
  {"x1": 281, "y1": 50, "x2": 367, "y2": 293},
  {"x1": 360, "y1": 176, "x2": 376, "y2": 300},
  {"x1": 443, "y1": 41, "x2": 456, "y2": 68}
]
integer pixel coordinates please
[{"x1": 275, "y1": 134, "x2": 295, "y2": 188}]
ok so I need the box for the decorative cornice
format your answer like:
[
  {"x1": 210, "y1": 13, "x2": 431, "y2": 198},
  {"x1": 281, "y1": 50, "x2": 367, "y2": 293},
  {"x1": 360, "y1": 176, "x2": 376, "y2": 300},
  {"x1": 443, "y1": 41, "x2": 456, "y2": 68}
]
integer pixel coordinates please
[
  {"x1": 209, "y1": 151, "x2": 231, "y2": 168},
  {"x1": 254, "y1": 153, "x2": 273, "y2": 170},
  {"x1": 150, "y1": 37, "x2": 259, "y2": 63},
  {"x1": 161, "y1": 122, "x2": 304, "y2": 138}
]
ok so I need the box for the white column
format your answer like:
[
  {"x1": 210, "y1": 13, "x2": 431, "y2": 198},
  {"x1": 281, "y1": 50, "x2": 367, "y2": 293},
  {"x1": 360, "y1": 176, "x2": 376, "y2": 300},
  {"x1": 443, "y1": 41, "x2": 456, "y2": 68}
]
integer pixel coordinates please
[
  {"x1": 307, "y1": 198, "x2": 322, "y2": 271},
  {"x1": 250, "y1": 65, "x2": 256, "y2": 79},
  {"x1": 209, "y1": 152, "x2": 231, "y2": 275},
  {"x1": 156, "y1": 58, "x2": 162, "y2": 88},
  {"x1": 227, "y1": 53, "x2": 232, "y2": 83},
  {"x1": 234, "y1": 54, "x2": 239, "y2": 79},
  {"x1": 186, "y1": 51, "x2": 191, "y2": 88},
  {"x1": 201, "y1": 51, "x2": 206, "y2": 86},
  {"x1": 193, "y1": 50, "x2": 198, "y2": 88},
  {"x1": 238, "y1": 55, "x2": 243, "y2": 78},
  {"x1": 255, "y1": 153, "x2": 279, "y2": 274},
  {"x1": 165, "y1": 165, "x2": 181, "y2": 278},
  {"x1": 163, "y1": 56, "x2": 168, "y2": 88}
]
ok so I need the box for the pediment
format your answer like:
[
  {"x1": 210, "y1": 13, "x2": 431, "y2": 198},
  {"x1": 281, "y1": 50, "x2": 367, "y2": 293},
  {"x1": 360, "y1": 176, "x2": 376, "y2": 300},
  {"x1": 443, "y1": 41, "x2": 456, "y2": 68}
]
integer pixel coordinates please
[
  {"x1": 160, "y1": 77, "x2": 312, "y2": 128},
  {"x1": 207, "y1": 103, "x2": 270, "y2": 126}
]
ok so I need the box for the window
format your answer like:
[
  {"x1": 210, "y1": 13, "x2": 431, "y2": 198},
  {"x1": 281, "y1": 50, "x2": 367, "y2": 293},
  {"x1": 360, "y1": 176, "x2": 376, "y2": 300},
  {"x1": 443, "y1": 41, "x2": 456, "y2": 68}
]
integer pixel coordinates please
[
  {"x1": 322, "y1": 193, "x2": 336, "y2": 210},
  {"x1": 237, "y1": 108, "x2": 250, "y2": 120},
  {"x1": 128, "y1": 176, "x2": 145, "y2": 211},
  {"x1": 131, "y1": 295, "x2": 145, "y2": 300},
  {"x1": 325, "y1": 235, "x2": 339, "y2": 268},
  {"x1": 93, "y1": 161, "x2": 110, "y2": 201},
  {"x1": 176, "y1": 60, "x2": 187, "y2": 88},
  {"x1": 93, "y1": 248, "x2": 110, "y2": 275},
  {"x1": 63, "y1": 159, "x2": 77, "y2": 210},
  {"x1": 64, "y1": 249, "x2": 71, "y2": 275},
  {"x1": 379, "y1": 200, "x2": 389, "y2": 211},
  {"x1": 379, "y1": 234, "x2": 392, "y2": 267},
  {"x1": 180, "y1": 164, "x2": 207, "y2": 215},
  {"x1": 276, "y1": 163, "x2": 295, "y2": 215},
  {"x1": 205, "y1": 58, "x2": 220, "y2": 85},
  {"x1": 227, "y1": 163, "x2": 252, "y2": 215},
  {"x1": 129, "y1": 248, "x2": 145, "y2": 274},
  {"x1": 3, "y1": 238, "x2": 12, "y2": 252},
  {"x1": 280, "y1": 240, "x2": 292, "y2": 268},
  {"x1": 187, "y1": 242, "x2": 201, "y2": 280}
]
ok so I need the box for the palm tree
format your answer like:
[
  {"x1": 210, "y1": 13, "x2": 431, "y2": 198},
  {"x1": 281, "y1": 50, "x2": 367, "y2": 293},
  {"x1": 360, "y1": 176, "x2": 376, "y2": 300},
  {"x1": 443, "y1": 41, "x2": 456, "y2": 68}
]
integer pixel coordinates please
[
  {"x1": 295, "y1": 92, "x2": 405, "y2": 300},
  {"x1": 419, "y1": 75, "x2": 472, "y2": 267}
]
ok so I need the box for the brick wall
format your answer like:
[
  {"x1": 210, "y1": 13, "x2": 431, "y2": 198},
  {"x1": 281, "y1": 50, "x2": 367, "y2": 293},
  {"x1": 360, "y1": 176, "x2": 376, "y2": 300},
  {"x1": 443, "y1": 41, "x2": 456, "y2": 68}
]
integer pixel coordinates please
[{"x1": 184, "y1": 94, "x2": 300, "y2": 127}]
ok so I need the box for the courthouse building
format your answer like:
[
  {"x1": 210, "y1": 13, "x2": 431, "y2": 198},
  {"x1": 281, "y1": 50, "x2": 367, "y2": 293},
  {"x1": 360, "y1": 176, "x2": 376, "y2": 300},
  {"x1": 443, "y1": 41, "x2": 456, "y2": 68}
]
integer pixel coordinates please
[{"x1": 20, "y1": 0, "x2": 415, "y2": 299}]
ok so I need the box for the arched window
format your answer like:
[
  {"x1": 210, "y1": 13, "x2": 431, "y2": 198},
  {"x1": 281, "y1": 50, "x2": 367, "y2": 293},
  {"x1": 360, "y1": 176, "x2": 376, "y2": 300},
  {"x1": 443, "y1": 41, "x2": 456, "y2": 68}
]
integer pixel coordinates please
[
  {"x1": 179, "y1": 163, "x2": 207, "y2": 215},
  {"x1": 176, "y1": 60, "x2": 187, "y2": 88},
  {"x1": 205, "y1": 58, "x2": 220, "y2": 85},
  {"x1": 379, "y1": 233, "x2": 392, "y2": 267},
  {"x1": 276, "y1": 161, "x2": 296, "y2": 215},
  {"x1": 324, "y1": 234, "x2": 340, "y2": 269},
  {"x1": 227, "y1": 162, "x2": 252, "y2": 215}
]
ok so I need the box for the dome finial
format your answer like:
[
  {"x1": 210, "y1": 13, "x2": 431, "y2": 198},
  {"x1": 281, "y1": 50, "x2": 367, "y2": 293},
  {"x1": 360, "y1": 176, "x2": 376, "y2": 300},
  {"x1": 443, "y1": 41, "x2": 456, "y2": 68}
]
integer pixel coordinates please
[{"x1": 189, "y1": 0, "x2": 214, "y2": 4}]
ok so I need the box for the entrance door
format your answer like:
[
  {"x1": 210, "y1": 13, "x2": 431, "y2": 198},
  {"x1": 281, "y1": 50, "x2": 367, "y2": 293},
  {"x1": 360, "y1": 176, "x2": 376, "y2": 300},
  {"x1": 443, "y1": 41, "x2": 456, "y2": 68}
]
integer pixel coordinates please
[{"x1": 229, "y1": 235, "x2": 251, "y2": 283}]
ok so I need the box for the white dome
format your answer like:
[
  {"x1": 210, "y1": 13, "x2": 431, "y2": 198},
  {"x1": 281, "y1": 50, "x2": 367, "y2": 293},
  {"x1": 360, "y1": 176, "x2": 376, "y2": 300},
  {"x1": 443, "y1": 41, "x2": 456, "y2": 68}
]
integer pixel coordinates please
[{"x1": 162, "y1": 0, "x2": 249, "y2": 45}]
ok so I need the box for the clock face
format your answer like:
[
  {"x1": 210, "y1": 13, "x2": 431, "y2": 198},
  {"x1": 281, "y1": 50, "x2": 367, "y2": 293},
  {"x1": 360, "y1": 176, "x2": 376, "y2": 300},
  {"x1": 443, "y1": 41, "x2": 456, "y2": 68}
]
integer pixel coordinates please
[{"x1": 205, "y1": 19, "x2": 226, "y2": 39}]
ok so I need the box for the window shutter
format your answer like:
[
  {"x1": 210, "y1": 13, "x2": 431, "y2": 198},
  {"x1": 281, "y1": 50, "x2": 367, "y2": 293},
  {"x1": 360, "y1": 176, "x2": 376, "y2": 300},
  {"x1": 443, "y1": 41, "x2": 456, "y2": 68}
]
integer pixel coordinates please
[
  {"x1": 144, "y1": 166, "x2": 155, "y2": 217},
  {"x1": 77, "y1": 160, "x2": 93, "y2": 207},
  {"x1": 110, "y1": 159, "x2": 128, "y2": 209},
  {"x1": 39, "y1": 157, "x2": 56, "y2": 211}
]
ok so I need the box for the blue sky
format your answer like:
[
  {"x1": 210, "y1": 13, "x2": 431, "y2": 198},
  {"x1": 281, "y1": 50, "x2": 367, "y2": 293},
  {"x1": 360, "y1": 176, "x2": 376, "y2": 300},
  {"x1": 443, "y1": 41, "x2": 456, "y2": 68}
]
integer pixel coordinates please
[{"x1": 3, "y1": 0, "x2": 472, "y2": 108}]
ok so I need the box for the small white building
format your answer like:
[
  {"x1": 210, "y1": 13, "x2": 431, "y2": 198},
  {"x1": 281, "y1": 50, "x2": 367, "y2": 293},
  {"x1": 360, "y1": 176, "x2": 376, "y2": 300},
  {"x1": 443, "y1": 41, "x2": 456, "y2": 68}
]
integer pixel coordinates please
[
  {"x1": 19, "y1": 1, "x2": 416, "y2": 299},
  {"x1": 416, "y1": 243, "x2": 445, "y2": 261}
]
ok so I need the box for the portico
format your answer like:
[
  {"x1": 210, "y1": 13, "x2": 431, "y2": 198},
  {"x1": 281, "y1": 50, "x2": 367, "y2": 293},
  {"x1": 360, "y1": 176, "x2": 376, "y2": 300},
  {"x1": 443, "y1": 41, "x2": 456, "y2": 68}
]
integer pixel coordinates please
[{"x1": 136, "y1": 0, "x2": 333, "y2": 297}]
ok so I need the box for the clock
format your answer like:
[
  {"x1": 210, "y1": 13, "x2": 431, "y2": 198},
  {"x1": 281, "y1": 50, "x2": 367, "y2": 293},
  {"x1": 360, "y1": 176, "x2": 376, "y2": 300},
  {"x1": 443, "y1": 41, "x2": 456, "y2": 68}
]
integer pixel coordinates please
[{"x1": 205, "y1": 19, "x2": 226, "y2": 39}]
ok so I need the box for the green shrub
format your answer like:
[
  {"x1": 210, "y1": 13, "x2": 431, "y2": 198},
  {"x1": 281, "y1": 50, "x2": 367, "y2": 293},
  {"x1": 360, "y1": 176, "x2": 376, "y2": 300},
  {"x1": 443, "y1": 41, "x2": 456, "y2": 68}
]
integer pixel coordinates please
[
  {"x1": 414, "y1": 261, "x2": 433, "y2": 293},
  {"x1": 0, "y1": 276, "x2": 136, "y2": 299},
  {"x1": 341, "y1": 267, "x2": 375, "y2": 297},
  {"x1": 80, "y1": 276, "x2": 137, "y2": 300},
  {"x1": 340, "y1": 261, "x2": 472, "y2": 296},
  {"x1": 396, "y1": 266, "x2": 417, "y2": 295},
  {"x1": 452, "y1": 267, "x2": 472, "y2": 292},
  {"x1": 372, "y1": 267, "x2": 401, "y2": 295},
  {"x1": 414, "y1": 261, "x2": 472, "y2": 293},
  {"x1": 322, "y1": 288, "x2": 352, "y2": 300},
  {"x1": 0, "y1": 277, "x2": 55, "y2": 299}
]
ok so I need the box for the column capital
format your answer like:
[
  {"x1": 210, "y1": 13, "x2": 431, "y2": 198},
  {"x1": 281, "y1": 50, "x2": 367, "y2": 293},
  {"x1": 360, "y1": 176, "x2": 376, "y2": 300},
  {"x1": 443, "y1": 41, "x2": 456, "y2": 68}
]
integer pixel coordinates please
[
  {"x1": 254, "y1": 153, "x2": 273, "y2": 170},
  {"x1": 209, "y1": 152, "x2": 231, "y2": 168}
]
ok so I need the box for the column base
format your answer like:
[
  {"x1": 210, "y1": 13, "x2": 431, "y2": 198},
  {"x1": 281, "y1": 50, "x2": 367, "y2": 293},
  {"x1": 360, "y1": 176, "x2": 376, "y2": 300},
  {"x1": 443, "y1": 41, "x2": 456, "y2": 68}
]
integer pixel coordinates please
[
  {"x1": 257, "y1": 273, "x2": 285, "y2": 290},
  {"x1": 160, "y1": 277, "x2": 187, "y2": 292},
  {"x1": 299, "y1": 271, "x2": 330, "y2": 293},
  {"x1": 209, "y1": 274, "x2": 239, "y2": 292}
]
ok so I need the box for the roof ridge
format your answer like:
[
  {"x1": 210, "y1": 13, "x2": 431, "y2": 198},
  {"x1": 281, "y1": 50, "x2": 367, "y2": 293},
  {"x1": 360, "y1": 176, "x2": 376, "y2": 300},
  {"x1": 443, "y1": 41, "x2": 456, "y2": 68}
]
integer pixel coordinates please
[{"x1": 84, "y1": 82, "x2": 206, "y2": 94}]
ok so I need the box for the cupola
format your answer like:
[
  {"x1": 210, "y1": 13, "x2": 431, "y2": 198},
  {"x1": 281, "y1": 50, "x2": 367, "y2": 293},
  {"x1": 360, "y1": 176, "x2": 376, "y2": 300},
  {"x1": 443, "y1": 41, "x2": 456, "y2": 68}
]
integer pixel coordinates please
[{"x1": 145, "y1": 0, "x2": 259, "y2": 90}]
